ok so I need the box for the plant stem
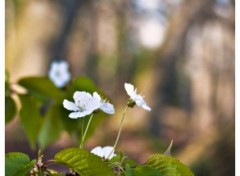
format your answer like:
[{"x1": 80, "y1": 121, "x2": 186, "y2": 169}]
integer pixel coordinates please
[
  {"x1": 80, "y1": 118, "x2": 84, "y2": 149},
  {"x1": 80, "y1": 114, "x2": 94, "y2": 149},
  {"x1": 43, "y1": 159, "x2": 56, "y2": 167},
  {"x1": 107, "y1": 106, "x2": 128, "y2": 159}
]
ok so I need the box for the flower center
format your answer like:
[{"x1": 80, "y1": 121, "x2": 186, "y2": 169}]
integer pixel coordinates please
[
  {"x1": 76, "y1": 100, "x2": 87, "y2": 112},
  {"x1": 55, "y1": 69, "x2": 62, "y2": 77}
]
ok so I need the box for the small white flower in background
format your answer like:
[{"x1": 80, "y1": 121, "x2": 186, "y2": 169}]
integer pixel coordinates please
[
  {"x1": 124, "y1": 83, "x2": 151, "y2": 111},
  {"x1": 48, "y1": 60, "x2": 71, "y2": 88},
  {"x1": 91, "y1": 146, "x2": 116, "y2": 159},
  {"x1": 63, "y1": 91, "x2": 115, "y2": 119}
]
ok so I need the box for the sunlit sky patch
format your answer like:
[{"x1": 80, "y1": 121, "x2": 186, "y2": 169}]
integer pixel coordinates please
[
  {"x1": 133, "y1": 0, "x2": 161, "y2": 11},
  {"x1": 138, "y1": 18, "x2": 166, "y2": 49},
  {"x1": 131, "y1": 0, "x2": 167, "y2": 49}
]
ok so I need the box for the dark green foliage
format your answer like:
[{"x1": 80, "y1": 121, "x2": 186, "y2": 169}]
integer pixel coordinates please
[
  {"x1": 5, "y1": 72, "x2": 17, "y2": 123},
  {"x1": 38, "y1": 104, "x2": 64, "y2": 149},
  {"x1": 5, "y1": 152, "x2": 35, "y2": 176},
  {"x1": 13, "y1": 76, "x2": 110, "y2": 149},
  {"x1": 19, "y1": 94, "x2": 43, "y2": 149},
  {"x1": 5, "y1": 96, "x2": 17, "y2": 123},
  {"x1": 18, "y1": 77, "x2": 65, "y2": 102}
]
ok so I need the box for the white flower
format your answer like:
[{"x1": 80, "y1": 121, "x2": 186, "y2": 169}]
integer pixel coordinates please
[
  {"x1": 91, "y1": 146, "x2": 116, "y2": 159},
  {"x1": 48, "y1": 60, "x2": 71, "y2": 88},
  {"x1": 63, "y1": 91, "x2": 115, "y2": 119},
  {"x1": 124, "y1": 83, "x2": 151, "y2": 111},
  {"x1": 92, "y1": 92, "x2": 115, "y2": 115}
]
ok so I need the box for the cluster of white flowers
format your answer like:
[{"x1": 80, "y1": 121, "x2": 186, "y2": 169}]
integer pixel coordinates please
[
  {"x1": 63, "y1": 82, "x2": 151, "y2": 159},
  {"x1": 48, "y1": 60, "x2": 71, "y2": 88}
]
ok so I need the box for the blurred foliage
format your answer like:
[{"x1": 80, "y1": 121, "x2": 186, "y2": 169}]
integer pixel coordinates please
[
  {"x1": 6, "y1": 74, "x2": 111, "y2": 150},
  {"x1": 5, "y1": 96, "x2": 17, "y2": 123}
]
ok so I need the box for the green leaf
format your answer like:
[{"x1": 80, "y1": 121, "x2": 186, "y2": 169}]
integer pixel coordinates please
[
  {"x1": 5, "y1": 96, "x2": 17, "y2": 123},
  {"x1": 146, "y1": 154, "x2": 194, "y2": 176},
  {"x1": 125, "y1": 159, "x2": 138, "y2": 168},
  {"x1": 78, "y1": 113, "x2": 107, "y2": 145},
  {"x1": 125, "y1": 164, "x2": 163, "y2": 176},
  {"x1": 54, "y1": 148, "x2": 114, "y2": 176},
  {"x1": 19, "y1": 94, "x2": 43, "y2": 148},
  {"x1": 58, "y1": 104, "x2": 79, "y2": 134},
  {"x1": 134, "y1": 166, "x2": 163, "y2": 176},
  {"x1": 109, "y1": 154, "x2": 137, "y2": 168},
  {"x1": 109, "y1": 153, "x2": 125, "y2": 163},
  {"x1": 125, "y1": 164, "x2": 134, "y2": 176},
  {"x1": 71, "y1": 77, "x2": 98, "y2": 93},
  {"x1": 38, "y1": 104, "x2": 64, "y2": 149},
  {"x1": 5, "y1": 152, "x2": 35, "y2": 176},
  {"x1": 64, "y1": 77, "x2": 98, "y2": 103},
  {"x1": 13, "y1": 160, "x2": 36, "y2": 176},
  {"x1": 18, "y1": 77, "x2": 64, "y2": 102}
]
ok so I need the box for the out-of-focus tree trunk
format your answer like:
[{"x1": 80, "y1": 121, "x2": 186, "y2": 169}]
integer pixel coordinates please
[
  {"x1": 149, "y1": 0, "x2": 216, "y2": 137},
  {"x1": 148, "y1": 0, "x2": 234, "y2": 175},
  {"x1": 50, "y1": 0, "x2": 83, "y2": 61}
]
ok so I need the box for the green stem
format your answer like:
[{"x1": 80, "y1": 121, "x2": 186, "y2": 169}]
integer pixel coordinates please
[
  {"x1": 80, "y1": 118, "x2": 84, "y2": 148},
  {"x1": 107, "y1": 106, "x2": 128, "y2": 159},
  {"x1": 80, "y1": 114, "x2": 94, "y2": 149}
]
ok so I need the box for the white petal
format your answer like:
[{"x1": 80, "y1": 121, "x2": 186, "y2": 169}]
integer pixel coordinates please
[
  {"x1": 124, "y1": 83, "x2": 135, "y2": 97},
  {"x1": 91, "y1": 146, "x2": 104, "y2": 157},
  {"x1": 60, "y1": 72, "x2": 71, "y2": 83},
  {"x1": 134, "y1": 95, "x2": 146, "y2": 106},
  {"x1": 100, "y1": 102, "x2": 115, "y2": 114},
  {"x1": 59, "y1": 61, "x2": 69, "y2": 70},
  {"x1": 54, "y1": 78, "x2": 66, "y2": 88},
  {"x1": 102, "y1": 146, "x2": 116, "y2": 159},
  {"x1": 48, "y1": 69, "x2": 55, "y2": 80},
  {"x1": 93, "y1": 92, "x2": 101, "y2": 102},
  {"x1": 91, "y1": 146, "x2": 116, "y2": 159},
  {"x1": 73, "y1": 91, "x2": 92, "y2": 101},
  {"x1": 50, "y1": 62, "x2": 59, "y2": 71},
  {"x1": 141, "y1": 104, "x2": 151, "y2": 111},
  {"x1": 63, "y1": 100, "x2": 79, "y2": 111},
  {"x1": 68, "y1": 111, "x2": 91, "y2": 119},
  {"x1": 134, "y1": 95, "x2": 151, "y2": 111},
  {"x1": 68, "y1": 112, "x2": 82, "y2": 119}
]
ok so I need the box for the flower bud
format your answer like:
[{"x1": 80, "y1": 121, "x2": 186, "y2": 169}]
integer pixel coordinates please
[{"x1": 127, "y1": 99, "x2": 136, "y2": 108}]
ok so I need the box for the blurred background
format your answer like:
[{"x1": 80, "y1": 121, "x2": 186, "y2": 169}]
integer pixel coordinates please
[{"x1": 5, "y1": 0, "x2": 235, "y2": 175}]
